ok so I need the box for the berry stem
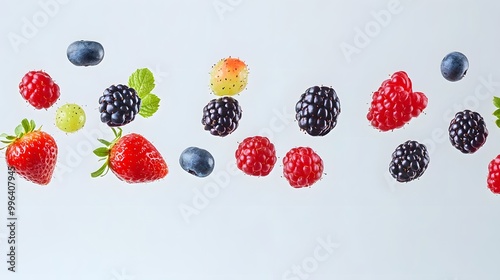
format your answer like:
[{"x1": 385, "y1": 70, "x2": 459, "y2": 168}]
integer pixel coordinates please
[
  {"x1": 90, "y1": 127, "x2": 123, "y2": 178},
  {"x1": 91, "y1": 161, "x2": 109, "y2": 178}
]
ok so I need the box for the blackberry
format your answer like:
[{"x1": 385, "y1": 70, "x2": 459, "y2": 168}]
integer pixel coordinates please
[
  {"x1": 389, "y1": 140, "x2": 430, "y2": 183},
  {"x1": 99, "y1": 85, "x2": 141, "y2": 127},
  {"x1": 202, "y1": 96, "x2": 242, "y2": 137},
  {"x1": 448, "y1": 110, "x2": 488, "y2": 154},
  {"x1": 295, "y1": 86, "x2": 341, "y2": 136}
]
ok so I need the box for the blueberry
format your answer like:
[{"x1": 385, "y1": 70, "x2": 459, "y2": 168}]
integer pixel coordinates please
[
  {"x1": 179, "y1": 147, "x2": 215, "y2": 178},
  {"x1": 67, "y1": 40, "x2": 104, "y2": 66},
  {"x1": 440, "y1": 51, "x2": 469, "y2": 82}
]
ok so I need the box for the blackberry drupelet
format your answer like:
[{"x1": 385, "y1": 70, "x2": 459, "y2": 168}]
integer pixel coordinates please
[
  {"x1": 295, "y1": 86, "x2": 341, "y2": 136},
  {"x1": 448, "y1": 110, "x2": 488, "y2": 154},
  {"x1": 202, "y1": 96, "x2": 242, "y2": 137},
  {"x1": 389, "y1": 140, "x2": 430, "y2": 183},
  {"x1": 99, "y1": 85, "x2": 141, "y2": 127}
]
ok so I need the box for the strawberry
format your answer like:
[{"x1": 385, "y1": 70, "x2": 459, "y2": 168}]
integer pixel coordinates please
[
  {"x1": 282, "y1": 147, "x2": 324, "y2": 188},
  {"x1": 19, "y1": 70, "x2": 60, "y2": 109},
  {"x1": 1, "y1": 119, "x2": 58, "y2": 185},
  {"x1": 367, "y1": 71, "x2": 427, "y2": 131},
  {"x1": 235, "y1": 136, "x2": 277, "y2": 176},
  {"x1": 91, "y1": 128, "x2": 168, "y2": 183},
  {"x1": 487, "y1": 155, "x2": 500, "y2": 194}
]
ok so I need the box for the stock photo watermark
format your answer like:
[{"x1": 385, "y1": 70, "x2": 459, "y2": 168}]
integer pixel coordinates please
[
  {"x1": 384, "y1": 74, "x2": 500, "y2": 191},
  {"x1": 8, "y1": 0, "x2": 71, "y2": 53},
  {"x1": 110, "y1": 268, "x2": 135, "y2": 280},
  {"x1": 54, "y1": 125, "x2": 109, "y2": 183},
  {"x1": 213, "y1": 0, "x2": 243, "y2": 21},
  {"x1": 150, "y1": 64, "x2": 170, "y2": 84},
  {"x1": 179, "y1": 106, "x2": 295, "y2": 224},
  {"x1": 178, "y1": 160, "x2": 238, "y2": 223},
  {"x1": 282, "y1": 235, "x2": 340, "y2": 280},
  {"x1": 340, "y1": 0, "x2": 403, "y2": 63},
  {"x1": 5, "y1": 166, "x2": 17, "y2": 272},
  {"x1": 258, "y1": 107, "x2": 296, "y2": 142}
]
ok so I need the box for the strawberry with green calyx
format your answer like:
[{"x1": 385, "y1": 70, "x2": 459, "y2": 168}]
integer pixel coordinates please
[
  {"x1": 1, "y1": 119, "x2": 58, "y2": 185},
  {"x1": 91, "y1": 127, "x2": 168, "y2": 183}
]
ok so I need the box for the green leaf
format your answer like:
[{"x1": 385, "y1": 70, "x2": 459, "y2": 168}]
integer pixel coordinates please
[
  {"x1": 128, "y1": 68, "x2": 155, "y2": 98},
  {"x1": 93, "y1": 147, "x2": 109, "y2": 157},
  {"x1": 14, "y1": 124, "x2": 23, "y2": 137},
  {"x1": 493, "y1": 109, "x2": 500, "y2": 118},
  {"x1": 97, "y1": 139, "x2": 112, "y2": 146},
  {"x1": 138, "y1": 93, "x2": 160, "y2": 118},
  {"x1": 494, "y1": 96, "x2": 500, "y2": 108},
  {"x1": 21, "y1": 119, "x2": 30, "y2": 133},
  {"x1": 91, "y1": 161, "x2": 109, "y2": 178},
  {"x1": 496, "y1": 119, "x2": 500, "y2": 128}
]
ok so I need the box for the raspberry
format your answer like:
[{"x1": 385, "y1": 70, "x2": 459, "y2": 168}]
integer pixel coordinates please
[
  {"x1": 448, "y1": 110, "x2": 488, "y2": 154},
  {"x1": 19, "y1": 70, "x2": 60, "y2": 109},
  {"x1": 282, "y1": 147, "x2": 323, "y2": 188},
  {"x1": 235, "y1": 136, "x2": 277, "y2": 176},
  {"x1": 367, "y1": 71, "x2": 427, "y2": 131},
  {"x1": 99, "y1": 85, "x2": 141, "y2": 127},
  {"x1": 487, "y1": 155, "x2": 500, "y2": 194},
  {"x1": 295, "y1": 86, "x2": 341, "y2": 136},
  {"x1": 389, "y1": 140, "x2": 430, "y2": 183},
  {"x1": 202, "y1": 96, "x2": 242, "y2": 137}
]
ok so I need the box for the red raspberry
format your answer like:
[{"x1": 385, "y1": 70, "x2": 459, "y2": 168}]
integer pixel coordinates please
[
  {"x1": 282, "y1": 147, "x2": 323, "y2": 188},
  {"x1": 19, "y1": 70, "x2": 60, "y2": 109},
  {"x1": 367, "y1": 71, "x2": 427, "y2": 131},
  {"x1": 487, "y1": 155, "x2": 500, "y2": 194},
  {"x1": 235, "y1": 136, "x2": 277, "y2": 176}
]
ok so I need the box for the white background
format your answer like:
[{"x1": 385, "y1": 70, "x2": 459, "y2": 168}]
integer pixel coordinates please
[{"x1": 1, "y1": 0, "x2": 500, "y2": 279}]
